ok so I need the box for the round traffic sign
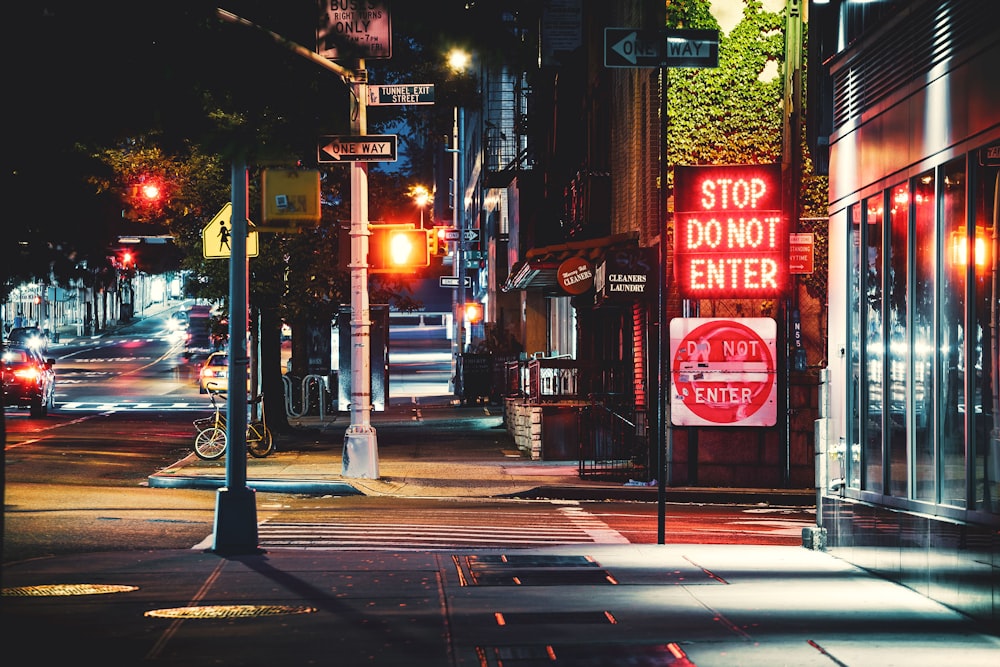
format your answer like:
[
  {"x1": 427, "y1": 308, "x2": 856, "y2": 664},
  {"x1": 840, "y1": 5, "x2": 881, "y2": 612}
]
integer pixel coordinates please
[{"x1": 670, "y1": 318, "x2": 776, "y2": 426}]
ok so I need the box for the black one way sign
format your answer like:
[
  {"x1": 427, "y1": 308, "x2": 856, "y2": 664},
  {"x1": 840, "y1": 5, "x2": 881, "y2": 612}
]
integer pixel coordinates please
[
  {"x1": 604, "y1": 28, "x2": 718, "y2": 69},
  {"x1": 318, "y1": 135, "x2": 398, "y2": 163}
]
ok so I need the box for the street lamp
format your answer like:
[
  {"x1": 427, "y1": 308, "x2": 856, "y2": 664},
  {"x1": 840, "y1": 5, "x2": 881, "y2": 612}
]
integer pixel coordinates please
[
  {"x1": 409, "y1": 184, "x2": 430, "y2": 227},
  {"x1": 448, "y1": 48, "x2": 471, "y2": 73},
  {"x1": 446, "y1": 48, "x2": 472, "y2": 398}
]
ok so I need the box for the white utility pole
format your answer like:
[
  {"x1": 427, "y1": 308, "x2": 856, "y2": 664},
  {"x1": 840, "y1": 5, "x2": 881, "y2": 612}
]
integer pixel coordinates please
[{"x1": 342, "y1": 62, "x2": 379, "y2": 478}]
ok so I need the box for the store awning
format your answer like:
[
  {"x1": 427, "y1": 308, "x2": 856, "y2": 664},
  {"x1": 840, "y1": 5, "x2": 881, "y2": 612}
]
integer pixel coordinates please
[{"x1": 502, "y1": 232, "x2": 639, "y2": 295}]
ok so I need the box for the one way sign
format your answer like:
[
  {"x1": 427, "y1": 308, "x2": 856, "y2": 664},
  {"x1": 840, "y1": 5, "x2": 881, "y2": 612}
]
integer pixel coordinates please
[
  {"x1": 441, "y1": 228, "x2": 481, "y2": 243},
  {"x1": 604, "y1": 27, "x2": 719, "y2": 69},
  {"x1": 318, "y1": 135, "x2": 398, "y2": 163}
]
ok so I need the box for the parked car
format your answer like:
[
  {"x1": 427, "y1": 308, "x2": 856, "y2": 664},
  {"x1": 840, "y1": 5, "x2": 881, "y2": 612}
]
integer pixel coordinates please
[
  {"x1": 199, "y1": 351, "x2": 228, "y2": 394},
  {"x1": 2, "y1": 342, "x2": 55, "y2": 417},
  {"x1": 7, "y1": 326, "x2": 50, "y2": 352}
]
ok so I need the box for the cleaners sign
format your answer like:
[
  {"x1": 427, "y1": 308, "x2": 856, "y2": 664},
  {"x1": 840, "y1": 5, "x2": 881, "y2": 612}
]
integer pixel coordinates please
[
  {"x1": 673, "y1": 164, "x2": 787, "y2": 298},
  {"x1": 557, "y1": 257, "x2": 595, "y2": 295},
  {"x1": 670, "y1": 317, "x2": 777, "y2": 427}
]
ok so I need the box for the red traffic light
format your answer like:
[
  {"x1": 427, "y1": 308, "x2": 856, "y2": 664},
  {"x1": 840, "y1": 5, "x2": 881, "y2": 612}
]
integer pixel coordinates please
[
  {"x1": 140, "y1": 183, "x2": 161, "y2": 201},
  {"x1": 122, "y1": 251, "x2": 133, "y2": 265},
  {"x1": 464, "y1": 302, "x2": 483, "y2": 324},
  {"x1": 369, "y1": 225, "x2": 430, "y2": 272}
]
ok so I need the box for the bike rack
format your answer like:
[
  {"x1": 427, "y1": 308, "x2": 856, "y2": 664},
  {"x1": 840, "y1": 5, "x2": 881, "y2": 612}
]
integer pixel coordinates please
[{"x1": 282, "y1": 374, "x2": 330, "y2": 420}]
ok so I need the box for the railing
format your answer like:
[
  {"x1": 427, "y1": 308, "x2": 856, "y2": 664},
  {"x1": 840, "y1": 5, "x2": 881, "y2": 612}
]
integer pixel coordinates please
[
  {"x1": 509, "y1": 357, "x2": 628, "y2": 403},
  {"x1": 578, "y1": 397, "x2": 650, "y2": 481}
]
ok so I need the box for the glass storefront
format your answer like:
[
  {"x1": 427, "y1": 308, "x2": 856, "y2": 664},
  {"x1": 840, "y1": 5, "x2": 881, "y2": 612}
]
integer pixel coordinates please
[{"x1": 847, "y1": 143, "x2": 1000, "y2": 513}]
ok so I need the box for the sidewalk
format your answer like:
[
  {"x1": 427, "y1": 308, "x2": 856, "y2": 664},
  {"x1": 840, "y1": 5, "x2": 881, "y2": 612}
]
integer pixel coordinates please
[
  {"x1": 4, "y1": 540, "x2": 998, "y2": 665},
  {"x1": 147, "y1": 401, "x2": 818, "y2": 506}
]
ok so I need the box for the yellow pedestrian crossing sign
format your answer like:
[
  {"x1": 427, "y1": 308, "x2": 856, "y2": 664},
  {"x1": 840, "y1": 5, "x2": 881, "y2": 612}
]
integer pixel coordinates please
[{"x1": 202, "y1": 203, "x2": 259, "y2": 259}]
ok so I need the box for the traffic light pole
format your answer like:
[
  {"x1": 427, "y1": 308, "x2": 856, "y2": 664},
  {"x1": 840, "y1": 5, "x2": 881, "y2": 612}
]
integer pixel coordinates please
[
  {"x1": 453, "y1": 105, "x2": 466, "y2": 400},
  {"x1": 211, "y1": 157, "x2": 260, "y2": 555},
  {"x1": 342, "y1": 62, "x2": 379, "y2": 478}
]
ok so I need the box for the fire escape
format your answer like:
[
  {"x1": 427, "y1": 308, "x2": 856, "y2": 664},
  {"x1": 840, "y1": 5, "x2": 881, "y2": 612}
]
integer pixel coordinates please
[{"x1": 483, "y1": 68, "x2": 533, "y2": 190}]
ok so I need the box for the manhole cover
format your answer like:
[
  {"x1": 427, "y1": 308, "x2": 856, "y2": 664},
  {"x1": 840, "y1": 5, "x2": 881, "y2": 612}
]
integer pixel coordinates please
[
  {"x1": 3, "y1": 584, "x2": 139, "y2": 597},
  {"x1": 477, "y1": 642, "x2": 693, "y2": 666},
  {"x1": 144, "y1": 604, "x2": 317, "y2": 619},
  {"x1": 467, "y1": 554, "x2": 598, "y2": 568},
  {"x1": 495, "y1": 611, "x2": 617, "y2": 625},
  {"x1": 472, "y1": 569, "x2": 617, "y2": 586}
]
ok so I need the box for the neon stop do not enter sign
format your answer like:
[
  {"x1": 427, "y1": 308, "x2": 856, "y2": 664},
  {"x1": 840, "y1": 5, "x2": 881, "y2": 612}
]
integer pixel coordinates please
[{"x1": 673, "y1": 164, "x2": 787, "y2": 299}]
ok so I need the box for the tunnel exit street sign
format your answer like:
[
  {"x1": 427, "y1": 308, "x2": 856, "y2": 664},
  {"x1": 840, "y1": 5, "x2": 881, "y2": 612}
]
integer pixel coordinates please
[{"x1": 367, "y1": 84, "x2": 434, "y2": 106}]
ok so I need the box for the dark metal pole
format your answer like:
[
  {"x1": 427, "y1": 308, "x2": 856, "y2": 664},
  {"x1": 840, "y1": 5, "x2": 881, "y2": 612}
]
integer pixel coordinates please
[
  {"x1": 456, "y1": 106, "x2": 466, "y2": 400},
  {"x1": 211, "y1": 157, "x2": 259, "y2": 555},
  {"x1": 657, "y1": 64, "x2": 670, "y2": 544}
]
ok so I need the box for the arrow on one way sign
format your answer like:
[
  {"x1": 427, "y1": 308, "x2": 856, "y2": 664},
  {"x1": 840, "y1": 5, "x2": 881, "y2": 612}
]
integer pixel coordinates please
[{"x1": 604, "y1": 28, "x2": 663, "y2": 68}]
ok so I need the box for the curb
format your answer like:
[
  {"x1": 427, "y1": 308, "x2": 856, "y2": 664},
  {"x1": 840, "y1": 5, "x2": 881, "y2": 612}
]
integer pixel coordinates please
[{"x1": 147, "y1": 473, "x2": 363, "y2": 495}]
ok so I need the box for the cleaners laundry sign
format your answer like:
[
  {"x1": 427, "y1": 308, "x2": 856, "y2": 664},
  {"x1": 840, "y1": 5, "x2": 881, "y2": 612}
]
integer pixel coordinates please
[
  {"x1": 670, "y1": 318, "x2": 777, "y2": 427},
  {"x1": 595, "y1": 247, "x2": 654, "y2": 304}
]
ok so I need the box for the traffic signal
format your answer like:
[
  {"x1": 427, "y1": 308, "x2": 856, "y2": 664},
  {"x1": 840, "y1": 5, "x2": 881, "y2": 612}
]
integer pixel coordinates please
[
  {"x1": 140, "y1": 182, "x2": 161, "y2": 202},
  {"x1": 431, "y1": 225, "x2": 450, "y2": 255},
  {"x1": 369, "y1": 225, "x2": 430, "y2": 273},
  {"x1": 119, "y1": 250, "x2": 137, "y2": 276},
  {"x1": 464, "y1": 302, "x2": 483, "y2": 324},
  {"x1": 126, "y1": 175, "x2": 167, "y2": 221}
]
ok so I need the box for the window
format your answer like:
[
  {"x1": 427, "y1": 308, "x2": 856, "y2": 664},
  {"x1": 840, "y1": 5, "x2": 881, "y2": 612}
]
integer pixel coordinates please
[
  {"x1": 887, "y1": 183, "x2": 909, "y2": 497},
  {"x1": 912, "y1": 169, "x2": 937, "y2": 502},
  {"x1": 971, "y1": 143, "x2": 1000, "y2": 513},
  {"x1": 940, "y1": 157, "x2": 967, "y2": 507},
  {"x1": 848, "y1": 202, "x2": 863, "y2": 489},
  {"x1": 863, "y1": 191, "x2": 885, "y2": 494}
]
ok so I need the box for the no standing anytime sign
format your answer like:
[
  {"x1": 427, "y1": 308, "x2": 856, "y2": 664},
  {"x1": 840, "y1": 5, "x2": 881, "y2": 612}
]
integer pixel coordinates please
[{"x1": 669, "y1": 318, "x2": 777, "y2": 427}]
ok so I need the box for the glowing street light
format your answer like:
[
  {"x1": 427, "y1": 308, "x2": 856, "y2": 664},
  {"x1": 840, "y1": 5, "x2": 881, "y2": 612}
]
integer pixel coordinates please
[
  {"x1": 409, "y1": 184, "x2": 431, "y2": 227},
  {"x1": 447, "y1": 48, "x2": 471, "y2": 73}
]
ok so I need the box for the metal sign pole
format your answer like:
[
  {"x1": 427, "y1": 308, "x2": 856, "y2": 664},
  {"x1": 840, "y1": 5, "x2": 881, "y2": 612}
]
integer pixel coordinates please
[
  {"x1": 343, "y1": 61, "x2": 379, "y2": 479},
  {"x1": 657, "y1": 65, "x2": 670, "y2": 545},
  {"x1": 212, "y1": 157, "x2": 259, "y2": 555}
]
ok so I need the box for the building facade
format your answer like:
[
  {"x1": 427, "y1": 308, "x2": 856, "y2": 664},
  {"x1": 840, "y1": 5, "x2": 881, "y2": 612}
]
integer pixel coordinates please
[{"x1": 813, "y1": 0, "x2": 1000, "y2": 625}]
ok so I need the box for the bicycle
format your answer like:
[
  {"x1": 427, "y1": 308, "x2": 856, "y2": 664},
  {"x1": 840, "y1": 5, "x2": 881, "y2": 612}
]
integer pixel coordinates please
[{"x1": 193, "y1": 389, "x2": 274, "y2": 460}]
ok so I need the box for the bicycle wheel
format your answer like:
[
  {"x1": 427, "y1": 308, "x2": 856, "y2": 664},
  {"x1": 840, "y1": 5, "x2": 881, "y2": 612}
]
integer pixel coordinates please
[
  {"x1": 246, "y1": 421, "x2": 274, "y2": 458},
  {"x1": 194, "y1": 426, "x2": 227, "y2": 460}
]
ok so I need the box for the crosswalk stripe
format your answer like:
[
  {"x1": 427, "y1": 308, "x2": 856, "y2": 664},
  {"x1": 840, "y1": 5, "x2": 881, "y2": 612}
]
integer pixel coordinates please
[
  {"x1": 257, "y1": 506, "x2": 628, "y2": 550},
  {"x1": 59, "y1": 402, "x2": 209, "y2": 411}
]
